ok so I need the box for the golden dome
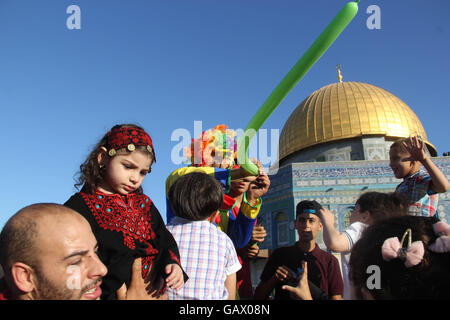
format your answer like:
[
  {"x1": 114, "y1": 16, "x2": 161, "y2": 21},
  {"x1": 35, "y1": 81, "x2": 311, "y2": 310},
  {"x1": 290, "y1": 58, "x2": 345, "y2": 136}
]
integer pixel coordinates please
[{"x1": 279, "y1": 81, "x2": 436, "y2": 160}]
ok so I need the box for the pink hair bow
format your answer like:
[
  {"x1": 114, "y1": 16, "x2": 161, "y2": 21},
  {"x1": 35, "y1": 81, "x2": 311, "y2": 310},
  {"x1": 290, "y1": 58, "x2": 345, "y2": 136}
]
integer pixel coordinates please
[
  {"x1": 381, "y1": 228, "x2": 424, "y2": 268},
  {"x1": 429, "y1": 221, "x2": 450, "y2": 253}
]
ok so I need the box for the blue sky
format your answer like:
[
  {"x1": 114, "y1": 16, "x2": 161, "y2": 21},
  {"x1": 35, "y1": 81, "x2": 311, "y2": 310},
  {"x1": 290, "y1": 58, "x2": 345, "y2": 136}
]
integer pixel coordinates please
[{"x1": 0, "y1": 0, "x2": 449, "y2": 228}]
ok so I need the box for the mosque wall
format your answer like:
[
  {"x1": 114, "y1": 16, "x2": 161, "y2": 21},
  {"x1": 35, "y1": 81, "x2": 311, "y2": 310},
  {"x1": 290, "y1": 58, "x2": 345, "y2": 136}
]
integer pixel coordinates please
[
  {"x1": 258, "y1": 156, "x2": 450, "y2": 252},
  {"x1": 280, "y1": 138, "x2": 364, "y2": 165},
  {"x1": 278, "y1": 136, "x2": 404, "y2": 167}
]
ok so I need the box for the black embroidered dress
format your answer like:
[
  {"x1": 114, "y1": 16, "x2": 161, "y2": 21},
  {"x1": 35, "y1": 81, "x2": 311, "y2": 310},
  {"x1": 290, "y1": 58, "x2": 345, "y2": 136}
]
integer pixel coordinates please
[{"x1": 65, "y1": 189, "x2": 185, "y2": 299}]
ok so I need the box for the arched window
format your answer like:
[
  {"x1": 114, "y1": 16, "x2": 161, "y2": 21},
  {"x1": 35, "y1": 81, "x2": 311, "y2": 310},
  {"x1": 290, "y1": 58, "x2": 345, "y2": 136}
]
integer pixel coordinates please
[{"x1": 275, "y1": 212, "x2": 289, "y2": 246}]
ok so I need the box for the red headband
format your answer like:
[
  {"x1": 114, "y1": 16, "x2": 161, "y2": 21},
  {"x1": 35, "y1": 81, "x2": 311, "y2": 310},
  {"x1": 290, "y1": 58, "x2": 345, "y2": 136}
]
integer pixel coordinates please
[{"x1": 105, "y1": 127, "x2": 155, "y2": 157}]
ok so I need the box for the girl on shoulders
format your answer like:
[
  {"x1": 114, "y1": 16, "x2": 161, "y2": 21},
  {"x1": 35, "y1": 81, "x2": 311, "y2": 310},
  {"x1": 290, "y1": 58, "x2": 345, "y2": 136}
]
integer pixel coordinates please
[{"x1": 65, "y1": 124, "x2": 186, "y2": 299}]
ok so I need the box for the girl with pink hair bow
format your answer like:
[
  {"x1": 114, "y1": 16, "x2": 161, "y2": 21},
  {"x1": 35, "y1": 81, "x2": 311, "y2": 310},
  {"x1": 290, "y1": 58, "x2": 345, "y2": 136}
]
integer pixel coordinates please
[{"x1": 349, "y1": 216, "x2": 450, "y2": 300}]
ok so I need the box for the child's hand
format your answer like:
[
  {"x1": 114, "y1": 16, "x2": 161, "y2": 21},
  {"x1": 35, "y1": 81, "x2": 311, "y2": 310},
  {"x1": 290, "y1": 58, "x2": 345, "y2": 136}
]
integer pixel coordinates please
[
  {"x1": 403, "y1": 136, "x2": 428, "y2": 162},
  {"x1": 165, "y1": 264, "x2": 185, "y2": 290}
]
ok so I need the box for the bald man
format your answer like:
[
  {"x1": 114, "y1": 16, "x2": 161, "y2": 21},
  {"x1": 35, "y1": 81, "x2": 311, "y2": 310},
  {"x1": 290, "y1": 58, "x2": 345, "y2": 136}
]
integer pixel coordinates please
[{"x1": 0, "y1": 203, "x2": 108, "y2": 300}]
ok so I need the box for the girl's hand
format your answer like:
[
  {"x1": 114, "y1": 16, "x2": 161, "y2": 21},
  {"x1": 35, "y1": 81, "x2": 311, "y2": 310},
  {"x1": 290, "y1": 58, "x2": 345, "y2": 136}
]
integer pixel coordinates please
[{"x1": 165, "y1": 264, "x2": 185, "y2": 290}]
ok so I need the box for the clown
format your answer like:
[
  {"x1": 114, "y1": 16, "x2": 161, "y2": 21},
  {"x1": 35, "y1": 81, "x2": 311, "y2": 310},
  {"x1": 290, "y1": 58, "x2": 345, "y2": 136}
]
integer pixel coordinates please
[{"x1": 166, "y1": 124, "x2": 270, "y2": 249}]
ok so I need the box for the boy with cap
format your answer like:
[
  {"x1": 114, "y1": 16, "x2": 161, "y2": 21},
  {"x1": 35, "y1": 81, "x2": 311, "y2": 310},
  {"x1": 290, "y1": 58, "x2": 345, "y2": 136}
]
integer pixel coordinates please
[{"x1": 254, "y1": 200, "x2": 343, "y2": 300}]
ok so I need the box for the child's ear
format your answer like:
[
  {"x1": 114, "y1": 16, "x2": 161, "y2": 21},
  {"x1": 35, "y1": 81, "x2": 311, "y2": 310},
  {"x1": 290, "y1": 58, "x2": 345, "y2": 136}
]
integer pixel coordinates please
[{"x1": 97, "y1": 147, "x2": 108, "y2": 166}]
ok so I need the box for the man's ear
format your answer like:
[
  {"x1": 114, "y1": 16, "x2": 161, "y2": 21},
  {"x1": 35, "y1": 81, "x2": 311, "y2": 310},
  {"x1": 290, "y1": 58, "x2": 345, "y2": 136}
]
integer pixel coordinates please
[
  {"x1": 10, "y1": 262, "x2": 36, "y2": 293},
  {"x1": 317, "y1": 219, "x2": 323, "y2": 231},
  {"x1": 97, "y1": 147, "x2": 108, "y2": 166},
  {"x1": 294, "y1": 217, "x2": 300, "y2": 230}
]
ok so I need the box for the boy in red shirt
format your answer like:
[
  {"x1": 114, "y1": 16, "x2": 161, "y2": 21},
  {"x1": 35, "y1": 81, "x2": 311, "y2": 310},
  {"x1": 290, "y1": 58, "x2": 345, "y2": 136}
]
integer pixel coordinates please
[{"x1": 254, "y1": 200, "x2": 343, "y2": 300}]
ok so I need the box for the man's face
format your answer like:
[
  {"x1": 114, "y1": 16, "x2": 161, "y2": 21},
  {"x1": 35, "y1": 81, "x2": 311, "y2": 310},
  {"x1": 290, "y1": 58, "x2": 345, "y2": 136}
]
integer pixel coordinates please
[
  {"x1": 295, "y1": 213, "x2": 322, "y2": 243},
  {"x1": 33, "y1": 215, "x2": 107, "y2": 300}
]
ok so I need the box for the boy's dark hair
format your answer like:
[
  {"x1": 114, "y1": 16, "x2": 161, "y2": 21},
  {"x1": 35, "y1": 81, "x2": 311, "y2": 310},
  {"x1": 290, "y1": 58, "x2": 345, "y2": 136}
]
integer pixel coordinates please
[
  {"x1": 349, "y1": 216, "x2": 450, "y2": 299},
  {"x1": 168, "y1": 172, "x2": 224, "y2": 221},
  {"x1": 296, "y1": 200, "x2": 323, "y2": 219},
  {"x1": 355, "y1": 192, "x2": 409, "y2": 224}
]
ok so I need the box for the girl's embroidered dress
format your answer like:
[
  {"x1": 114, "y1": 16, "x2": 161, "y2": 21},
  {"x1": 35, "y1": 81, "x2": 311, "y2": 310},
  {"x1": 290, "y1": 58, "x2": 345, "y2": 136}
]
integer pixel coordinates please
[{"x1": 65, "y1": 189, "x2": 186, "y2": 299}]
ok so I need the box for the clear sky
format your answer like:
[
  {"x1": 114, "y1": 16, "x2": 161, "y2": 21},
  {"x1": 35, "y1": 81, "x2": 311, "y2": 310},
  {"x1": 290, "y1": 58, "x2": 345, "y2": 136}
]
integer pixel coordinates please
[{"x1": 0, "y1": 0, "x2": 449, "y2": 228}]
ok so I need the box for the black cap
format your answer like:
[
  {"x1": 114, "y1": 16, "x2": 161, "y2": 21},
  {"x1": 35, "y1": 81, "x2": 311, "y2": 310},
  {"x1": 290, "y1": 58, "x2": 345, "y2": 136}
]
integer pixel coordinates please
[{"x1": 296, "y1": 200, "x2": 323, "y2": 218}]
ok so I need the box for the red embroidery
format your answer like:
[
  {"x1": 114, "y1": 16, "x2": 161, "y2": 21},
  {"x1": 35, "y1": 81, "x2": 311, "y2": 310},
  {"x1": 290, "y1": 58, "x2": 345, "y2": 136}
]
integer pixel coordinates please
[
  {"x1": 169, "y1": 250, "x2": 181, "y2": 266},
  {"x1": 81, "y1": 192, "x2": 161, "y2": 278},
  {"x1": 106, "y1": 127, "x2": 154, "y2": 153},
  {"x1": 141, "y1": 255, "x2": 155, "y2": 279},
  {"x1": 81, "y1": 192, "x2": 157, "y2": 250}
]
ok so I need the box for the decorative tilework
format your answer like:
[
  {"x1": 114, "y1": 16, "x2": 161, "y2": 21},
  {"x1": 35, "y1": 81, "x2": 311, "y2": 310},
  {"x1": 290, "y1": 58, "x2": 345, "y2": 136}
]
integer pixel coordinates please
[{"x1": 261, "y1": 157, "x2": 450, "y2": 251}]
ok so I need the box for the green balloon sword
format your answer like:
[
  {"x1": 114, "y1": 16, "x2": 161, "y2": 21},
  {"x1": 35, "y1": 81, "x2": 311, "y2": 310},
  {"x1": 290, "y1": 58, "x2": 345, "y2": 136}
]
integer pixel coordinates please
[{"x1": 237, "y1": 1, "x2": 360, "y2": 175}]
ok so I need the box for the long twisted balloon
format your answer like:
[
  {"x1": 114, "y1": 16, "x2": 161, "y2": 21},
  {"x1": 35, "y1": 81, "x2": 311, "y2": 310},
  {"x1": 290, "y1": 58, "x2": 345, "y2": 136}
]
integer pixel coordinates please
[{"x1": 237, "y1": 1, "x2": 360, "y2": 175}]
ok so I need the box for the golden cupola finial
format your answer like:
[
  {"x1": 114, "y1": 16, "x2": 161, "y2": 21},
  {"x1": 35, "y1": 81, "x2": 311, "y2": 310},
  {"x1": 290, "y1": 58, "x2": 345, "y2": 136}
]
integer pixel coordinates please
[{"x1": 336, "y1": 64, "x2": 343, "y2": 83}]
